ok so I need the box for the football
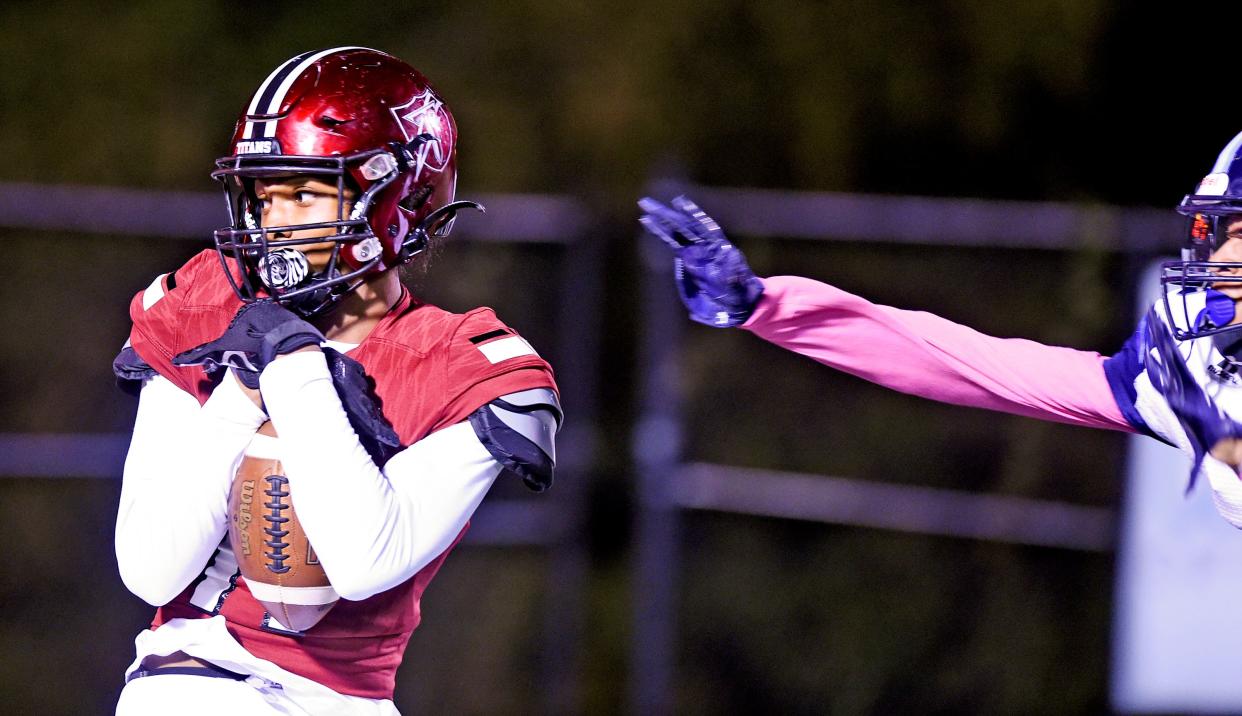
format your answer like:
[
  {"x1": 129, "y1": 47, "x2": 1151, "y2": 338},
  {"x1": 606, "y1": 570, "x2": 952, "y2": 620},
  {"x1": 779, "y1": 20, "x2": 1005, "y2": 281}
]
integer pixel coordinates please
[{"x1": 229, "y1": 436, "x2": 338, "y2": 632}]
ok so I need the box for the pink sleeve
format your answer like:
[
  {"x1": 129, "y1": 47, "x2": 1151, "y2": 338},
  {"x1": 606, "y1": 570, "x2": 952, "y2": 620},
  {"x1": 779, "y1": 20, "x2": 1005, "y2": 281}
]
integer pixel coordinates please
[{"x1": 742, "y1": 275, "x2": 1134, "y2": 432}]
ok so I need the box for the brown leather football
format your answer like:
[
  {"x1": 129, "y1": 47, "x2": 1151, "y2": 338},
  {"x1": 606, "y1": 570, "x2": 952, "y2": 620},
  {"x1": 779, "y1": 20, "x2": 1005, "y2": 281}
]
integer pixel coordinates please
[{"x1": 228, "y1": 428, "x2": 338, "y2": 632}]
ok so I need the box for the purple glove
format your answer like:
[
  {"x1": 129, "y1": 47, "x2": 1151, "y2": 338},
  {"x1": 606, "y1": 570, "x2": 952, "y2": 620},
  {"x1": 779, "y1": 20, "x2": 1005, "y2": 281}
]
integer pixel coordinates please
[
  {"x1": 173, "y1": 300, "x2": 324, "y2": 387},
  {"x1": 638, "y1": 195, "x2": 764, "y2": 327},
  {"x1": 1143, "y1": 306, "x2": 1242, "y2": 487}
]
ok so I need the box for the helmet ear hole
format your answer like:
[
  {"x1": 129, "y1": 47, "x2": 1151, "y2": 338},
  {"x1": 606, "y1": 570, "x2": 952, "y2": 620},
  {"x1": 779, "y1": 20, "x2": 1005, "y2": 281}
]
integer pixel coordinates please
[{"x1": 400, "y1": 186, "x2": 433, "y2": 212}]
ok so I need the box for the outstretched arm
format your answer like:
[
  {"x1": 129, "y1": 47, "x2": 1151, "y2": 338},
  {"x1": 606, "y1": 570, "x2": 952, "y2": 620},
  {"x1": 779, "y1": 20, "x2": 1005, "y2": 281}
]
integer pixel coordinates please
[
  {"x1": 743, "y1": 274, "x2": 1132, "y2": 431},
  {"x1": 638, "y1": 195, "x2": 1131, "y2": 432},
  {"x1": 637, "y1": 195, "x2": 1242, "y2": 530}
]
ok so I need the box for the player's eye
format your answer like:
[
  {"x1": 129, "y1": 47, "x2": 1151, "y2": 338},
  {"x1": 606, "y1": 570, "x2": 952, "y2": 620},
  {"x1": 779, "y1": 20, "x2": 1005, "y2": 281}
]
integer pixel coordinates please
[
  {"x1": 256, "y1": 196, "x2": 272, "y2": 212},
  {"x1": 293, "y1": 190, "x2": 317, "y2": 206}
]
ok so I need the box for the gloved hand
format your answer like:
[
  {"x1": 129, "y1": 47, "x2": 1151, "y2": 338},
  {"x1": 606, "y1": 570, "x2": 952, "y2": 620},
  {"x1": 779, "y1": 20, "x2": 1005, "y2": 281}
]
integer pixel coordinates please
[
  {"x1": 173, "y1": 300, "x2": 324, "y2": 388},
  {"x1": 1143, "y1": 306, "x2": 1242, "y2": 482},
  {"x1": 638, "y1": 195, "x2": 765, "y2": 327}
]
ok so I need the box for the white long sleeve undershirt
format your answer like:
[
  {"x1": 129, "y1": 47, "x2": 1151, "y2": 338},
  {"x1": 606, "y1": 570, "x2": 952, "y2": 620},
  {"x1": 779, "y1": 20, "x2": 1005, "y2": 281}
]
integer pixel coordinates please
[
  {"x1": 258, "y1": 351, "x2": 502, "y2": 601},
  {"x1": 117, "y1": 355, "x2": 505, "y2": 606},
  {"x1": 116, "y1": 372, "x2": 267, "y2": 606}
]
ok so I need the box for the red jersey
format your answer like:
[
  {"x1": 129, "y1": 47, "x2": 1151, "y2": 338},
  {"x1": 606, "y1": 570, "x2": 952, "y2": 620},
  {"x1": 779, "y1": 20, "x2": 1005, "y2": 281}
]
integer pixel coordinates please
[{"x1": 126, "y1": 250, "x2": 558, "y2": 699}]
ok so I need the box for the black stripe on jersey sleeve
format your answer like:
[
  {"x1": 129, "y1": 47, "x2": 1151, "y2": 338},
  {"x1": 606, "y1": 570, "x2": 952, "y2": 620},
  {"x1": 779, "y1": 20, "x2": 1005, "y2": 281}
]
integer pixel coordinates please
[{"x1": 469, "y1": 329, "x2": 511, "y2": 344}]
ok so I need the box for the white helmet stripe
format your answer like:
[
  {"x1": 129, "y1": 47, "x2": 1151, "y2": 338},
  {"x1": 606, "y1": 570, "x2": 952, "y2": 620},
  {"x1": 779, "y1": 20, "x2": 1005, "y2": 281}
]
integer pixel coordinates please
[
  {"x1": 242, "y1": 50, "x2": 318, "y2": 140},
  {"x1": 246, "y1": 51, "x2": 313, "y2": 117},
  {"x1": 242, "y1": 46, "x2": 381, "y2": 141}
]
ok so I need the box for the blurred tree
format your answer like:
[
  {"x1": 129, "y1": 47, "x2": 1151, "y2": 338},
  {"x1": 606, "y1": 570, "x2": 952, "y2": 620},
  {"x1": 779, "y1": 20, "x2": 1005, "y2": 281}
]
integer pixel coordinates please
[
  {"x1": 0, "y1": 0, "x2": 1150, "y2": 202},
  {"x1": 1, "y1": 0, "x2": 1234, "y2": 205}
]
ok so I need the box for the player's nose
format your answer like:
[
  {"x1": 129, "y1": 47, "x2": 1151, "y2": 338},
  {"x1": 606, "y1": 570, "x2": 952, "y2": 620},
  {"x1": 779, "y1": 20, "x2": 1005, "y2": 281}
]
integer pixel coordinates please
[{"x1": 264, "y1": 199, "x2": 294, "y2": 238}]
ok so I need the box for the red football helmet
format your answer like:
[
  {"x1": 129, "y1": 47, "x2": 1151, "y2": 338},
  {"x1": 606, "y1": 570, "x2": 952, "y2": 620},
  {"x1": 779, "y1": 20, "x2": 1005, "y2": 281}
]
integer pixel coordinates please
[{"x1": 211, "y1": 47, "x2": 481, "y2": 316}]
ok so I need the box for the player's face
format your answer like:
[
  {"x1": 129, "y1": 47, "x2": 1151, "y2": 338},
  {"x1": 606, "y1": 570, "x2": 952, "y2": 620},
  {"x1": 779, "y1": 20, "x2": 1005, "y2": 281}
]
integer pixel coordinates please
[
  {"x1": 1209, "y1": 216, "x2": 1242, "y2": 300},
  {"x1": 254, "y1": 177, "x2": 355, "y2": 272}
]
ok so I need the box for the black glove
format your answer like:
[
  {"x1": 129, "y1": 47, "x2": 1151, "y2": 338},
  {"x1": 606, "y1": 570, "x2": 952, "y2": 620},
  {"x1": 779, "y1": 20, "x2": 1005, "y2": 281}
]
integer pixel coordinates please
[
  {"x1": 637, "y1": 195, "x2": 764, "y2": 327},
  {"x1": 173, "y1": 300, "x2": 324, "y2": 388}
]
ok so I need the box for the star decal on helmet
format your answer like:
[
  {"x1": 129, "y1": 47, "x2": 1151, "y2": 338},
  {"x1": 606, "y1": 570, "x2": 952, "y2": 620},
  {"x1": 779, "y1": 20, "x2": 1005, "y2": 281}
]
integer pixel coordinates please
[{"x1": 391, "y1": 89, "x2": 454, "y2": 180}]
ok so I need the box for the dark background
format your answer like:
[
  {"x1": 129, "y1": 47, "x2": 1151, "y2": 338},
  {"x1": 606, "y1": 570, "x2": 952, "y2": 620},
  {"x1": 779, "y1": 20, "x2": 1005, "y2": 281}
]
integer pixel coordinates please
[{"x1": 2, "y1": 1, "x2": 1240, "y2": 713}]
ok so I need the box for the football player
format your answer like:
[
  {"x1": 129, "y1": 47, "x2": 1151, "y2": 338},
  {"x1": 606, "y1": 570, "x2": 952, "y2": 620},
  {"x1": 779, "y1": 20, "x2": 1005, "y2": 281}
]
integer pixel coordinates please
[
  {"x1": 638, "y1": 130, "x2": 1242, "y2": 529},
  {"x1": 112, "y1": 48, "x2": 561, "y2": 715}
]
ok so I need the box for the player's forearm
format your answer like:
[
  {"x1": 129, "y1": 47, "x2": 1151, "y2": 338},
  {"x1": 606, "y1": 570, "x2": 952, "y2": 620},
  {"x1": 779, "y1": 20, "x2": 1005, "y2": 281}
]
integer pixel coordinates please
[
  {"x1": 116, "y1": 375, "x2": 261, "y2": 604},
  {"x1": 259, "y1": 351, "x2": 500, "y2": 601},
  {"x1": 742, "y1": 275, "x2": 1133, "y2": 431}
]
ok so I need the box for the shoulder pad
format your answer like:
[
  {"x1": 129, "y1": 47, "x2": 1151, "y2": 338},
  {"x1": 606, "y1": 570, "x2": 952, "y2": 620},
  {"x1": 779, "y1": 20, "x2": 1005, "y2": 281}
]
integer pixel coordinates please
[
  {"x1": 467, "y1": 388, "x2": 561, "y2": 492},
  {"x1": 451, "y1": 310, "x2": 543, "y2": 369},
  {"x1": 113, "y1": 340, "x2": 156, "y2": 396}
]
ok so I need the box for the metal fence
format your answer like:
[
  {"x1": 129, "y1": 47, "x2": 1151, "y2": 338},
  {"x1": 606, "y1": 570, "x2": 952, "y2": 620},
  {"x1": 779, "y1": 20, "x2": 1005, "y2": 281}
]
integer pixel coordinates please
[{"x1": 0, "y1": 180, "x2": 1185, "y2": 713}]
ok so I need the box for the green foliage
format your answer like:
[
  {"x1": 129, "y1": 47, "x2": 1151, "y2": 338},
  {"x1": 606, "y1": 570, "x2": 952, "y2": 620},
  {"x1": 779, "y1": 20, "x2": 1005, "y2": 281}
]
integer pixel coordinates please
[{"x1": 0, "y1": 0, "x2": 1110, "y2": 198}]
